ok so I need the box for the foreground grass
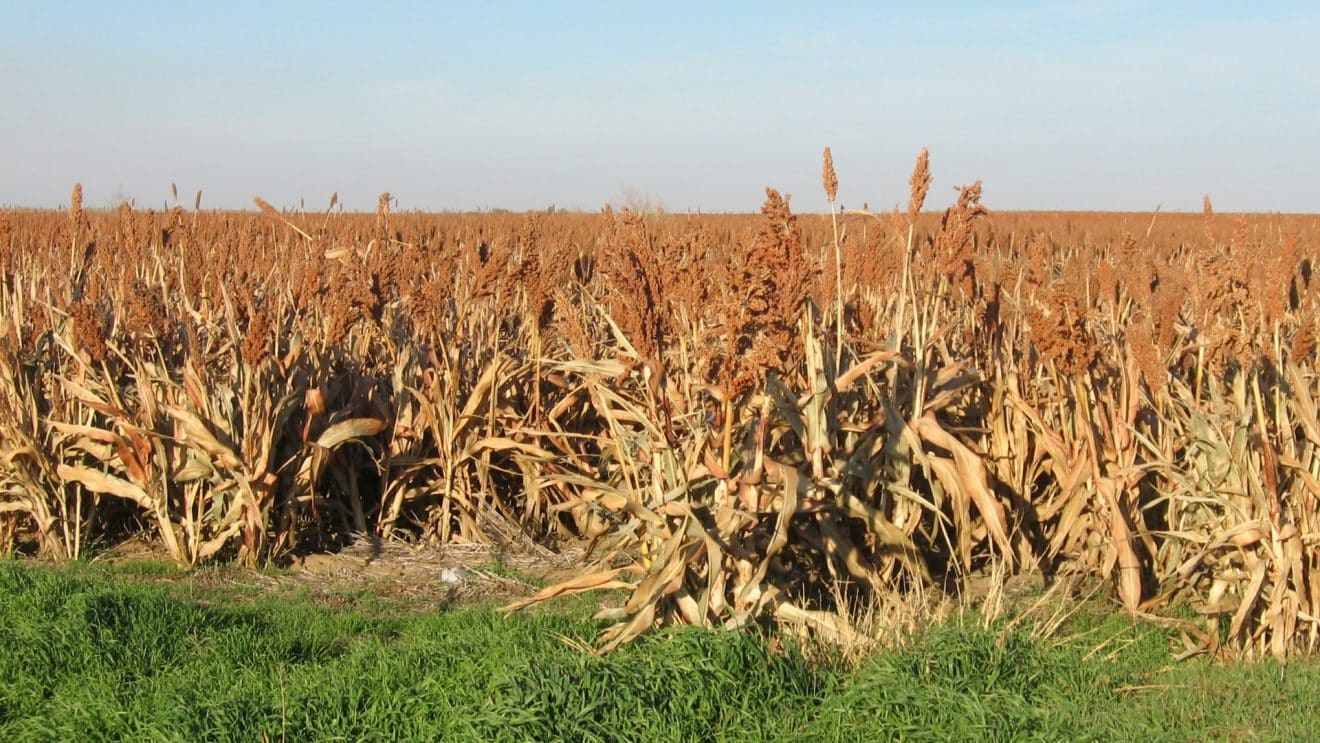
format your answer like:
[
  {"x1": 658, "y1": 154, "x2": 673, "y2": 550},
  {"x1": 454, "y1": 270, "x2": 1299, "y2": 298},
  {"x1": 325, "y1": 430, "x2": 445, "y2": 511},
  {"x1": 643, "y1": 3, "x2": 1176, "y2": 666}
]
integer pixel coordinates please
[{"x1": 1, "y1": 561, "x2": 1317, "y2": 741}]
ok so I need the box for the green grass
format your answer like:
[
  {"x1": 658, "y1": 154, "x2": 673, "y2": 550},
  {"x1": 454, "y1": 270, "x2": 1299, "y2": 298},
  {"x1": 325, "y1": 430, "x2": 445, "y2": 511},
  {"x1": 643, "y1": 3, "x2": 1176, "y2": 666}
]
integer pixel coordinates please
[{"x1": 1, "y1": 560, "x2": 1317, "y2": 741}]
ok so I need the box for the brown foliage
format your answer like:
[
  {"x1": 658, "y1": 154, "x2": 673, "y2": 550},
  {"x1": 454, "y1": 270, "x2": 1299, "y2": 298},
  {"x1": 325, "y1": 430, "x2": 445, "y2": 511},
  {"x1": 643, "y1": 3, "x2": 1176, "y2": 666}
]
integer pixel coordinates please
[
  {"x1": 821, "y1": 147, "x2": 838, "y2": 204},
  {"x1": 598, "y1": 209, "x2": 667, "y2": 363},
  {"x1": 907, "y1": 148, "x2": 932, "y2": 222},
  {"x1": 3, "y1": 171, "x2": 1320, "y2": 658},
  {"x1": 710, "y1": 188, "x2": 816, "y2": 397},
  {"x1": 929, "y1": 181, "x2": 987, "y2": 300},
  {"x1": 122, "y1": 280, "x2": 173, "y2": 345},
  {"x1": 69, "y1": 300, "x2": 108, "y2": 363},
  {"x1": 241, "y1": 301, "x2": 272, "y2": 366}
]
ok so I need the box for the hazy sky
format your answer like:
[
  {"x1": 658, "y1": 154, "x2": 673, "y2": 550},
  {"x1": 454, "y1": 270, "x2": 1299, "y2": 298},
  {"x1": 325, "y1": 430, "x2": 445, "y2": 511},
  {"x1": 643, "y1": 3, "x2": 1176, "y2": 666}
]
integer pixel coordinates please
[{"x1": 2, "y1": 1, "x2": 1317, "y2": 213}]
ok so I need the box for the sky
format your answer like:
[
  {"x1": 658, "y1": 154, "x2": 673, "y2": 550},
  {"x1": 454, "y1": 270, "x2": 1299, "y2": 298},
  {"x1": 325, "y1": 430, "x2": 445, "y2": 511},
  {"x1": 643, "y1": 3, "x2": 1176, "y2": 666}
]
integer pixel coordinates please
[{"x1": 2, "y1": 1, "x2": 1317, "y2": 214}]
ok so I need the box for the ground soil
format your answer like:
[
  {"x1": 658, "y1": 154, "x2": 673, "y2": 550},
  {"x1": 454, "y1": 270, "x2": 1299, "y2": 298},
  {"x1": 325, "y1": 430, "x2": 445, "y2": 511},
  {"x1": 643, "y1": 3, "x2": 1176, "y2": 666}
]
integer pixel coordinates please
[
  {"x1": 85, "y1": 536, "x2": 594, "y2": 614},
  {"x1": 56, "y1": 533, "x2": 1056, "y2": 622}
]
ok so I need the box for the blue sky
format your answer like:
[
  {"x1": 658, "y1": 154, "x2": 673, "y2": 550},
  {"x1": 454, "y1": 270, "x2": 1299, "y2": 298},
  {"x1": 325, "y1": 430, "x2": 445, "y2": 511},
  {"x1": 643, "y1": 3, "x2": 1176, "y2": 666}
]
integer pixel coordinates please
[{"x1": 2, "y1": 1, "x2": 1316, "y2": 212}]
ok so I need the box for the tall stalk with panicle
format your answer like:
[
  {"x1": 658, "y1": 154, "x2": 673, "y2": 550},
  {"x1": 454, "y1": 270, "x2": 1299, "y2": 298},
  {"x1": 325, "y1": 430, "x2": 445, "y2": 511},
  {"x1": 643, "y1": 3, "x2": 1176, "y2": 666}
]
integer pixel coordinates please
[{"x1": 823, "y1": 147, "x2": 843, "y2": 368}]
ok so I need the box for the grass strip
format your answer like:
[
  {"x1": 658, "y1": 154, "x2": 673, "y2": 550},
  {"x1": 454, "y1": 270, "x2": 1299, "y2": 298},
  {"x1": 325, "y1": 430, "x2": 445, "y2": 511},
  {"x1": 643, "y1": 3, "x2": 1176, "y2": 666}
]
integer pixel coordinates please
[{"x1": 1, "y1": 561, "x2": 1316, "y2": 741}]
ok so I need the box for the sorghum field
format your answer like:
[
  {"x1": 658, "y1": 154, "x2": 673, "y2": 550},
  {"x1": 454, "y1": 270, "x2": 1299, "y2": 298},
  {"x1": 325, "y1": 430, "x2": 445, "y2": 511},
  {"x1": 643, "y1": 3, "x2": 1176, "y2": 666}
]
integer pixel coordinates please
[{"x1": 4, "y1": 150, "x2": 1320, "y2": 659}]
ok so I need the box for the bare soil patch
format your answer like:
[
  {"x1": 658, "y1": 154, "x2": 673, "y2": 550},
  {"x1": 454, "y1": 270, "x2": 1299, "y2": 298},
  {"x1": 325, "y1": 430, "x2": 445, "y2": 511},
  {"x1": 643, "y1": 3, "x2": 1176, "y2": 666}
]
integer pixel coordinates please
[{"x1": 87, "y1": 536, "x2": 593, "y2": 614}]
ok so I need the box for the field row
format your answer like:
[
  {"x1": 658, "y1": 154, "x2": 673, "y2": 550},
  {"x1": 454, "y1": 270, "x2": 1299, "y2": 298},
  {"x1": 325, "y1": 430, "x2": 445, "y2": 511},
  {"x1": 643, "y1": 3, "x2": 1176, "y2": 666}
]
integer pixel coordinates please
[{"x1": 3, "y1": 157, "x2": 1319, "y2": 655}]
